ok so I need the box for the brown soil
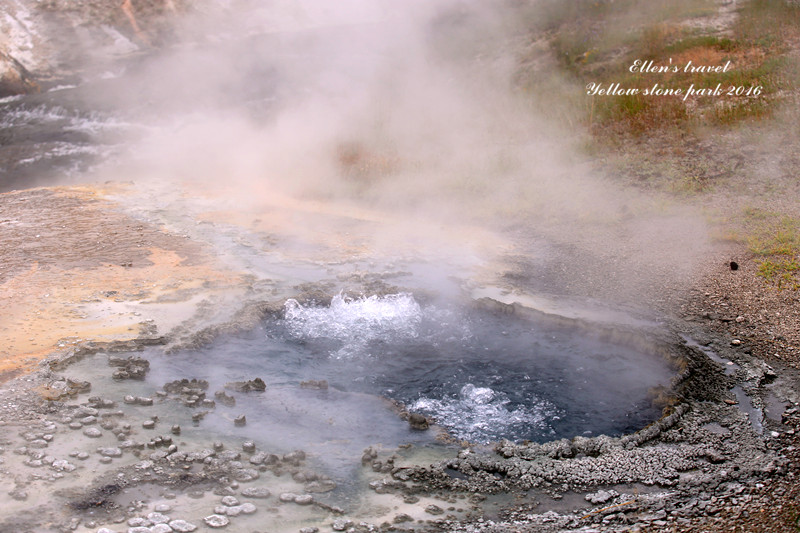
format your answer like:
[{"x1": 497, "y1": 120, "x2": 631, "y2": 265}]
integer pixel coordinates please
[{"x1": 0, "y1": 184, "x2": 244, "y2": 380}]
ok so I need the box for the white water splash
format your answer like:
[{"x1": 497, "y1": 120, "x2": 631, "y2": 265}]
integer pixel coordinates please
[
  {"x1": 412, "y1": 383, "x2": 557, "y2": 444},
  {"x1": 282, "y1": 292, "x2": 422, "y2": 358}
]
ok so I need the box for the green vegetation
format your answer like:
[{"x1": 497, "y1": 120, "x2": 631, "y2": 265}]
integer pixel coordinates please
[
  {"x1": 524, "y1": 0, "x2": 800, "y2": 137},
  {"x1": 744, "y1": 209, "x2": 800, "y2": 290}
]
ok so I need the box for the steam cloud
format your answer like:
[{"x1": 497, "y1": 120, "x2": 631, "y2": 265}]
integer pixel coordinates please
[{"x1": 87, "y1": 0, "x2": 709, "y2": 304}]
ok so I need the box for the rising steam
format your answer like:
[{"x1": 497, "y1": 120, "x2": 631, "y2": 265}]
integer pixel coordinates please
[{"x1": 86, "y1": 0, "x2": 709, "y2": 304}]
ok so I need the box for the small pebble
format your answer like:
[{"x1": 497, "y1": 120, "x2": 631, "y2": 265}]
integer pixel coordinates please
[{"x1": 143, "y1": 420, "x2": 156, "y2": 430}]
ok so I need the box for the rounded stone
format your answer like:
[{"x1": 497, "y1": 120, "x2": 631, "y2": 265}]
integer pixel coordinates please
[
  {"x1": 69, "y1": 422, "x2": 83, "y2": 430},
  {"x1": 239, "y1": 503, "x2": 256, "y2": 515},
  {"x1": 100, "y1": 448, "x2": 123, "y2": 457},
  {"x1": 151, "y1": 525, "x2": 173, "y2": 533},
  {"x1": 294, "y1": 494, "x2": 313, "y2": 505},
  {"x1": 154, "y1": 504, "x2": 172, "y2": 512},
  {"x1": 278, "y1": 493, "x2": 297, "y2": 503},
  {"x1": 83, "y1": 428, "x2": 103, "y2": 438},
  {"x1": 221, "y1": 496, "x2": 239, "y2": 507},
  {"x1": 241, "y1": 487, "x2": 270, "y2": 499},
  {"x1": 203, "y1": 515, "x2": 229, "y2": 528},
  {"x1": 168, "y1": 520, "x2": 197, "y2": 532},
  {"x1": 147, "y1": 512, "x2": 170, "y2": 524},
  {"x1": 221, "y1": 506, "x2": 239, "y2": 517}
]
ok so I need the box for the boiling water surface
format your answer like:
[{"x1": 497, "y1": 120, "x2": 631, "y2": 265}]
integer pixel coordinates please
[{"x1": 157, "y1": 293, "x2": 675, "y2": 448}]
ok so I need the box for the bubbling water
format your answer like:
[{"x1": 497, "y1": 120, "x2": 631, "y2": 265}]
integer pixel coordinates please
[
  {"x1": 273, "y1": 293, "x2": 673, "y2": 444},
  {"x1": 283, "y1": 292, "x2": 423, "y2": 358}
]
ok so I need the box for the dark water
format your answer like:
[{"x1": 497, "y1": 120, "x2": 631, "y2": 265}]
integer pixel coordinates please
[{"x1": 165, "y1": 293, "x2": 674, "y2": 445}]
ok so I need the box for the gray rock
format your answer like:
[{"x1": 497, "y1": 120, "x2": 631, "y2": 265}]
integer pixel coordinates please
[
  {"x1": 279, "y1": 493, "x2": 297, "y2": 503},
  {"x1": 154, "y1": 504, "x2": 172, "y2": 512},
  {"x1": 241, "y1": 487, "x2": 270, "y2": 499},
  {"x1": 147, "y1": 512, "x2": 170, "y2": 524},
  {"x1": 585, "y1": 490, "x2": 618, "y2": 505},
  {"x1": 408, "y1": 413, "x2": 430, "y2": 430},
  {"x1": 128, "y1": 527, "x2": 152, "y2": 533},
  {"x1": 299, "y1": 528, "x2": 319, "y2": 533},
  {"x1": 242, "y1": 441, "x2": 256, "y2": 453},
  {"x1": 128, "y1": 517, "x2": 150, "y2": 527},
  {"x1": 51, "y1": 459, "x2": 76, "y2": 472},
  {"x1": 332, "y1": 519, "x2": 353, "y2": 531},
  {"x1": 151, "y1": 525, "x2": 173, "y2": 533},
  {"x1": 249, "y1": 451, "x2": 267, "y2": 465},
  {"x1": 232, "y1": 468, "x2": 259, "y2": 482},
  {"x1": 100, "y1": 448, "x2": 123, "y2": 457},
  {"x1": 221, "y1": 496, "x2": 239, "y2": 507},
  {"x1": 168, "y1": 520, "x2": 197, "y2": 532},
  {"x1": 203, "y1": 515, "x2": 229, "y2": 528},
  {"x1": 238, "y1": 503, "x2": 256, "y2": 515},
  {"x1": 224, "y1": 378, "x2": 266, "y2": 392},
  {"x1": 83, "y1": 428, "x2": 103, "y2": 438},
  {"x1": 233, "y1": 415, "x2": 246, "y2": 427},
  {"x1": 294, "y1": 494, "x2": 313, "y2": 505}
]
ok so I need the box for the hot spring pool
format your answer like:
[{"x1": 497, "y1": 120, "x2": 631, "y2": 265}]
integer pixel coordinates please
[{"x1": 142, "y1": 292, "x2": 675, "y2": 448}]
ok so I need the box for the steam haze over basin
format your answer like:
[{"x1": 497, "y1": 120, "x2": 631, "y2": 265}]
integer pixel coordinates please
[{"x1": 78, "y1": 0, "x2": 711, "y2": 303}]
